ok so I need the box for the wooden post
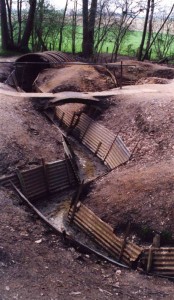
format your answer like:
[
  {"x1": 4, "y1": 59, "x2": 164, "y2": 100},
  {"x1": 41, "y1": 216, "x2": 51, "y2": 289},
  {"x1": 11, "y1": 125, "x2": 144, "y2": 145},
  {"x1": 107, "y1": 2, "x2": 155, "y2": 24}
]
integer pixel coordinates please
[
  {"x1": 64, "y1": 156, "x2": 72, "y2": 186},
  {"x1": 81, "y1": 120, "x2": 92, "y2": 141},
  {"x1": 67, "y1": 112, "x2": 76, "y2": 135},
  {"x1": 59, "y1": 111, "x2": 65, "y2": 127},
  {"x1": 146, "y1": 247, "x2": 153, "y2": 273},
  {"x1": 146, "y1": 234, "x2": 160, "y2": 273},
  {"x1": 103, "y1": 136, "x2": 117, "y2": 162},
  {"x1": 120, "y1": 61, "x2": 123, "y2": 89},
  {"x1": 69, "y1": 180, "x2": 84, "y2": 224},
  {"x1": 94, "y1": 141, "x2": 102, "y2": 156},
  {"x1": 118, "y1": 221, "x2": 131, "y2": 261},
  {"x1": 16, "y1": 169, "x2": 28, "y2": 197}
]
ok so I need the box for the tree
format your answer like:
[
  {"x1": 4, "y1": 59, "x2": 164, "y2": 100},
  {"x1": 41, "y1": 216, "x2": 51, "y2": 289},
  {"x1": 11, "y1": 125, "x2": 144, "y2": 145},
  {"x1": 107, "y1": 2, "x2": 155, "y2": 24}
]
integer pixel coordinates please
[
  {"x1": 138, "y1": 0, "x2": 151, "y2": 61},
  {"x1": 94, "y1": 0, "x2": 116, "y2": 55},
  {"x1": 71, "y1": 0, "x2": 78, "y2": 54},
  {"x1": 110, "y1": 0, "x2": 142, "y2": 61},
  {"x1": 1, "y1": 0, "x2": 37, "y2": 52},
  {"x1": 142, "y1": 3, "x2": 174, "y2": 60},
  {"x1": 82, "y1": 0, "x2": 98, "y2": 57},
  {"x1": 0, "y1": 0, "x2": 12, "y2": 50},
  {"x1": 58, "y1": 0, "x2": 68, "y2": 51},
  {"x1": 153, "y1": 11, "x2": 174, "y2": 61},
  {"x1": 143, "y1": 0, "x2": 154, "y2": 60}
]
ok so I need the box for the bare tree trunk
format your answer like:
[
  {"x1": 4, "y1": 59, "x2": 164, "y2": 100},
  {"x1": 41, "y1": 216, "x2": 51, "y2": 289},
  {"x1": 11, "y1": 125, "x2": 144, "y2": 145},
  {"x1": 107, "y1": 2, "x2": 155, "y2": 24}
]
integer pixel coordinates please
[
  {"x1": 88, "y1": 0, "x2": 98, "y2": 57},
  {"x1": 144, "y1": 0, "x2": 154, "y2": 60},
  {"x1": 17, "y1": 0, "x2": 23, "y2": 45},
  {"x1": 58, "y1": 0, "x2": 68, "y2": 51},
  {"x1": 142, "y1": 4, "x2": 174, "y2": 61},
  {"x1": 72, "y1": 0, "x2": 77, "y2": 54},
  {"x1": 138, "y1": 0, "x2": 151, "y2": 61},
  {"x1": 20, "y1": 0, "x2": 37, "y2": 51},
  {"x1": 1, "y1": 0, "x2": 12, "y2": 50},
  {"x1": 82, "y1": 0, "x2": 89, "y2": 57},
  {"x1": 6, "y1": 0, "x2": 13, "y2": 42},
  {"x1": 82, "y1": 0, "x2": 98, "y2": 58}
]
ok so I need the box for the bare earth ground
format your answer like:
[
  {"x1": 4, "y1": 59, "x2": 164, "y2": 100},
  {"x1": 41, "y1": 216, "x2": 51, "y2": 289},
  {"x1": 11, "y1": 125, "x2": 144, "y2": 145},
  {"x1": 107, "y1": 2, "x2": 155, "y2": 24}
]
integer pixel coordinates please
[
  {"x1": 85, "y1": 82, "x2": 174, "y2": 241},
  {"x1": 0, "y1": 57, "x2": 174, "y2": 299},
  {"x1": 0, "y1": 83, "x2": 64, "y2": 175}
]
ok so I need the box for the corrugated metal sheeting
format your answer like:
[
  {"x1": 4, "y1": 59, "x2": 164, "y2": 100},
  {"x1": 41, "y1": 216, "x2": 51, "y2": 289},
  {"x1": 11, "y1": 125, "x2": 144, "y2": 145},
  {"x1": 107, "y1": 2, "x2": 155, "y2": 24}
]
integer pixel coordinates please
[
  {"x1": 68, "y1": 202, "x2": 174, "y2": 276},
  {"x1": 13, "y1": 51, "x2": 74, "y2": 91},
  {"x1": 0, "y1": 159, "x2": 78, "y2": 199},
  {"x1": 142, "y1": 248, "x2": 174, "y2": 276},
  {"x1": 68, "y1": 202, "x2": 142, "y2": 266},
  {"x1": 55, "y1": 108, "x2": 131, "y2": 170},
  {"x1": 21, "y1": 166, "x2": 47, "y2": 198}
]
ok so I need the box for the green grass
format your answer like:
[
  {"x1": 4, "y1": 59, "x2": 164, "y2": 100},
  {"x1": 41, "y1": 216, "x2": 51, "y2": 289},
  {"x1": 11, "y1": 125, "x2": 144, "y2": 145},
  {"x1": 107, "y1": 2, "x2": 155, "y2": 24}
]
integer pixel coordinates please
[{"x1": 1, "y1": 26, "x2": 174, "y2": 61}]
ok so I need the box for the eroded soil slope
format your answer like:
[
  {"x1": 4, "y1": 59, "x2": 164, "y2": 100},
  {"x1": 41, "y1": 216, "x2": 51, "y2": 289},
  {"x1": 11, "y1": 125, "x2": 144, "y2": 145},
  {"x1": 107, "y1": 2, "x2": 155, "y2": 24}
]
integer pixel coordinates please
[
  {"x1": 84, "y1": 81, "x2": 174, "y2": 241},
  {"x1": 33, "y1": 64, "x2": 115, "y2": 93},
  {"x1": 0, "y1": 83, "x2": 63, "y2": 175}
]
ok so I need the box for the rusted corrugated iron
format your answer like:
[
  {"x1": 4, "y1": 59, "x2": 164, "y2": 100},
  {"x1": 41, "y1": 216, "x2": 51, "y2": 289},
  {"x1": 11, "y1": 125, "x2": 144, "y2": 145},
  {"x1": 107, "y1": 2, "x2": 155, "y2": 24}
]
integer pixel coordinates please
[
  {"x1": 13, "y1": 51, "x2": 74, "y2": 91},
  {"x1": 46, "y1": 160, "x2": 77, "y2": 193},
  {"x1": 0, "y1": 173, "x2": 20, "y2": 189},
  {"x1": 55, "y1": 109, "x2": 131, "y2": 169},
  {"x1": 73, "y1": 113, "x2": 91, "y2": 139},
  {"x1": 55, "y1": 108, "x2": 77, "y2": 128},
  {"x1": 0, "y1": 159, "x2": 78, "y2": 199},
  {"x1": 142, "y1": 248, "x2": 174, "y2": 276},
  {"x1": 21, "y1": 166, "x2": 48, "y2": 198},
  {"x1": 68, "y1": 202, "x2": 142, "y2": 266}
]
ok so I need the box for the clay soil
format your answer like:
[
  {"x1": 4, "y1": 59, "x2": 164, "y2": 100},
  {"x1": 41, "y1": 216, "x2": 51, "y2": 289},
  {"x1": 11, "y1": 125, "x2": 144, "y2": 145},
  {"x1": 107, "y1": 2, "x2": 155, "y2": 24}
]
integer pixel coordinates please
[{"x1": 0, "y1": 57, "x2": 174, "y2": 299}]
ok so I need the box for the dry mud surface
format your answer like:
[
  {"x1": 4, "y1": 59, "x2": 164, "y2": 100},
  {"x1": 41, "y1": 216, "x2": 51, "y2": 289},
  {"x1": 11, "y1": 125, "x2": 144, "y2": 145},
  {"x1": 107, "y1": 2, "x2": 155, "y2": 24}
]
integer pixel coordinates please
[{"x1": 0, "y1": 57, "x2": 174, "y2": 299}]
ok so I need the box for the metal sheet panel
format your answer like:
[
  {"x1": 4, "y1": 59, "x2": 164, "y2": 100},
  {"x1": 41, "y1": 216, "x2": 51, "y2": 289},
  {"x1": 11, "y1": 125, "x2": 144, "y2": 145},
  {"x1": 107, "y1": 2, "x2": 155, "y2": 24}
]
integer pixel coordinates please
[
  {"x1": 0, "y1": 174, "x2": 20, "y2": 189},
  {"x1": 68, "y1": 203, "x2": 142, "y2": 266},
  {"x1": 55, "y1": 108, "x2": 76, "y2": 128},
  {"x1": 54, "y1": 110, "x2": 131, "y2": 169},
  {"x1": 22, "y1": 167, "x2": 47, "y2": 198},
  {"x1": 73, "y1": 113, "x2": 92, "y2": 139},
  {"x1": 46, "y1": 160, "x2": 77, "y2": 193},
  {"x1": 143, "y1": 248, "x2": 174, "y2": 276},
  {"x1": 0, "y1": 159, "x2": 78, "y2": 199}
]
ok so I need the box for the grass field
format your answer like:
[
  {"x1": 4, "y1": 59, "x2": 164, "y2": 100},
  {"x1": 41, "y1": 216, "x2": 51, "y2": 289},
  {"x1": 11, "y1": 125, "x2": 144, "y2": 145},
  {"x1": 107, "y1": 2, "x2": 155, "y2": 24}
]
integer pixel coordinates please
[{"x1": 1, "y1": 26, "x2": 174, "y2": 60}]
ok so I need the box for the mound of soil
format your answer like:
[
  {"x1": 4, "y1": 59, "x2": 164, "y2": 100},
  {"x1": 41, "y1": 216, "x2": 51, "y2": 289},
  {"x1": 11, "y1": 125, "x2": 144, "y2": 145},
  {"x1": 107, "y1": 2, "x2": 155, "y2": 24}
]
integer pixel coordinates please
[
  {"x1": 136, "y1": 77, "x2": 170, "y2": 85},
  {"x1": 33, "y1": 65, "x2": 115, "y2": 93},
  {"x1": 0, "y1": 83, "x2": 64, "y2": 175},
  {"x1": 84, "y1": 80, "x2": 174, "y2": 241},
  {"x1": 108, "y1": 60, "x2": 174, "y2": 85},
  {"x1": 0, "y1": 59, "x2": 14, "y2": 82}
]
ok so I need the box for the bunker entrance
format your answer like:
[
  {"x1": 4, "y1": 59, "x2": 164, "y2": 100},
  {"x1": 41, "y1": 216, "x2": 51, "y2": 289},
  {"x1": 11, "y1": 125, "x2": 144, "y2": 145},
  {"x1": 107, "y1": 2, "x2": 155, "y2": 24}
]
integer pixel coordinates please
[{"x1": 13, "y1": 51, "x2": 74, "y2": 92}]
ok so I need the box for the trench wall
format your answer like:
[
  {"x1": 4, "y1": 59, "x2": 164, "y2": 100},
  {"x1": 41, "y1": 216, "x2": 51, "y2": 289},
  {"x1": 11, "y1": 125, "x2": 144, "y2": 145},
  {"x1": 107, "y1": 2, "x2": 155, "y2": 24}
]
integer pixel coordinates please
[
  {"x1": 55, "y1": 108, "x2": 131, "y2": 170},
  {"x1": 0, "y1": 159, "x2": 78, "y2": 200}
]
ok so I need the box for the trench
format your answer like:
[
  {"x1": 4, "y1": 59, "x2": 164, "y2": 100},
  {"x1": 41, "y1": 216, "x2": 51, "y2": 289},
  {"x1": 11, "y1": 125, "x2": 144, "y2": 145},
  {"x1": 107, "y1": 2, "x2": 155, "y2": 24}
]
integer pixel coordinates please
[{"x1": 2, "y1": 51, "x2": 174, "y2": 278}]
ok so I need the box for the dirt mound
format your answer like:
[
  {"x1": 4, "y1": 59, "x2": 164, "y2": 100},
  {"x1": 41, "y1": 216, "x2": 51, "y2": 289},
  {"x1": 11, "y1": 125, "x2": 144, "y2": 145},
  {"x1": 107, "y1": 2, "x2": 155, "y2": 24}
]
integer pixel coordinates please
[
  {"x1": 108, "y1": 60, "x2": 174, "y2": 84},
  {"x1": 84, "y1": 80, "x2": 174, "y2": 241},
  {"x1": 136, "y1": 77, "x2": 170, "y2": 85},
  {"x1": 0, "y1": 61, "x2": 14, "y2": 82},
  {"x1": 85, "y1": 161, "x2": 174, "y2": 241},
  {"x1": 33, "y1": 64, "x2": 115, "y2": 93},
  {"x1": 0, "y1": 83, "x2": 64, "y2": 175}
]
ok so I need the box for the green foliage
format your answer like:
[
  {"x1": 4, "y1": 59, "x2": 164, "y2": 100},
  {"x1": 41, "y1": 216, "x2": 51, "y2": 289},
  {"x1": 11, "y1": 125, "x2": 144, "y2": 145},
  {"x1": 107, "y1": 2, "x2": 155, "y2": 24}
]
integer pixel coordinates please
[{"x1": 1, "y1": 22, "x2": 174, "y2": 60}]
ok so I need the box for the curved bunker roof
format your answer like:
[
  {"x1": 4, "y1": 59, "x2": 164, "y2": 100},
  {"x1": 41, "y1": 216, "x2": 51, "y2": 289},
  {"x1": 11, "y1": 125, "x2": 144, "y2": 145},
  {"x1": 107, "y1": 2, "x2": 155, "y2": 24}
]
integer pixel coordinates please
[{"x1": 15, "y1": 51, "x2": 74, "y2": 92}]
